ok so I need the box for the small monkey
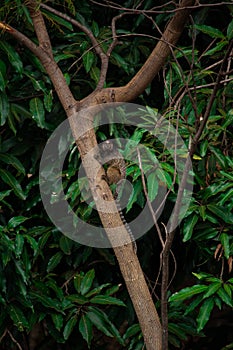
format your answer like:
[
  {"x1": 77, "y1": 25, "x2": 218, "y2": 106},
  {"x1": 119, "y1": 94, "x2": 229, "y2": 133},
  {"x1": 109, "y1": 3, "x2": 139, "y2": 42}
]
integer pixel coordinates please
[{"x1": 97, "y1": 140, "x2": 137, "y2": 253}]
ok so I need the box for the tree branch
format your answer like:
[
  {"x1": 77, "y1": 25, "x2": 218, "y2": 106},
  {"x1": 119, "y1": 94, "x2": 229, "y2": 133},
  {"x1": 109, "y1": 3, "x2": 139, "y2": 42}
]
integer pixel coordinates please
[
  {"x1": 0, "y1": 23, "x2": 76, "y2": 115},
  {"x1": 79, "y1": 0, "x2": 195, "y2": 108},
  {"x1": 28, "y1": 0, "x2": 53, "y2": 58}
]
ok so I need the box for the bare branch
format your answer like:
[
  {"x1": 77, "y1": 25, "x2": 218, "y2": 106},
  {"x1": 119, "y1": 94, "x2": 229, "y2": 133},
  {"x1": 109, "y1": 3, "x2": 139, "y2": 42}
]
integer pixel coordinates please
[
  {"x1": 7, "y1": 330, "x2": 23, "y2": 350},
  {"x1": 27, "y1": 0, "x2": 53, "y2": 58}
]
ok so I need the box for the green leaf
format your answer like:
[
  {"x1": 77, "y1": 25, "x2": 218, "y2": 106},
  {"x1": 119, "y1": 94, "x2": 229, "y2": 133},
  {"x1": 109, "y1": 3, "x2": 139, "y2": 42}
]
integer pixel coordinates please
[
  {"x1": 147, "y1": 172, "x2": 159, "y2": 201},
  {"x1": 0, "y1": 190, "x2": 11, "y2": 201},
  {"x1": 169, "y1": 285, "x2": 208, "y2": 302},
  {"x1": 91, "y1": 21, "x2": 99, "y2": 36},
  {"x1": 220, "y1": 233, "x2": 230, "y2": 259},
  {"x1": 8, "y1": 112, "x2": 18, "y2": 134},
  {"x1": 130, "y1": 128, "x2": 146, "y2": 143},
  {"x1": 14, "y1": 260, "x2": 28, "y2": 284},
  {"x1": 182, "y1": 214, "x2": 198, "y2": 242},
  {"x1": 46, "y1": 280, "x2": 64, "y2": 300},
  {"x1": 79, "y1": 314, "x2": 93, "y2": 348},
  {"x1": 197, "y1": 298, "x2": 214, "y2": 332},
  {"x1": 54, "y1": 53, "x2": 75, "y2": 64},
  {"x1": 8, "y1": 216, "x2": 28, "y2": 228},
  {"x1": 87, "y1": 306, "x2": 124, "y2": 345},
  {"x1": 0, "y1": 91, "x2": 10, "y2": 126},
  {"x1": 156, "y1": 167, "x2": 173, "y2": 191},
  {"x1": 47, "y1": 252, "x2": 63, "y2": 272},
  {"x1": 17, "y1": 277, "x2": 28, "y2": 299},
  {"x1": 209, "y1": 146, "x2": 227, "y2": 168},
  {"x1": 104, "y1": 285, "x2": 120, "y2": 296},
  {"x1": 168, "y1": 323, "x2": 187, "y2": 340},
  {"x1": 111, "y1": 52, "x2": 129, "y2": 73},
  {"x1": 63, "y1": 315, "x2": 78, "y2": 340},
  {"x1": 202, "y1": 182, "x2": 232, "y2": 200},
  {"x1": 184, "y1": 294, "x2": 203, "y2": 315},
  {"x1": 220, "y1": 342, "x2": 233, "y2": 350},
  {"x1": 29, "y1": 97, "x2": 45, "y2": 129},
  {"x1": 51, "y1": 313, "x2": 64, "y2": 331},
  {"x1": 44, "y1": 90, "x2": 53, "y2": 112},
  {"x1": 74, "y1": 273, "x2": 82, "y2": 294},
  {"x1": 227, "y1": 278, "x2": 233, "y2": 285},
  {"x1": 195, "y1": 24, "x2": 225, "y2": 39},
  {"x1": 24, "y1": 235, "x2": 38, "y2": 256},
  {"x1": 80, "y1": 269, "x2": 95, "y2": 295},
  {"x1": 46, "y1": 318, "x2": 65, "y2": 343},
  {"x1": 202, "y1": 41, "x2": 227, "y2": 57},
  {"x1": 123, "y1": 324, "x2": 141, "y2": 339},
  {"x1": 217, "y1": 287, "x2": 233, "y2": 307},
  {"x1": 10, "y1": 103, "x2": 32, "y2": 121},
  {"x1": 0, "y1": 153, "x2": 25, "y2": 174},
  {"x1": 66, "y1": 294, "x2": 88, "y2": 305},
  {"x1": 198, "y1": 205, "x2": 206, "y2": 220},
  {"x1": 38, "y1": 230, "x2": 52, "y2": 252},
  {"x1": 90, "y1": 66, "x2": 100, "y2": 84},
  {"x1": 90, "y1": 295, "x2": 125, "y2": 307},
  {"x1": 207, "y1": 204, "x2": 233, "y2": 224},
  {"x1": 64, "y1": 72, "x2": 70, "y2": 86},
  {"x1": 223, "y1": 283, "x2": 232, "y2": 298},
  {"x1": 83, "y1": 51, "x2": 95, "y2": 73},
  {"x1": 203, "y1": 283, "x2": 221, "y2": 299},
  {"x1": 200, "y1": 140, "x2": 208, "y2": 157},
  {"x1": 30, "y1": 291, "x2": 62, "y2": 311},
  {"x1": 214, "y1": 296, "x2": 222, "y2": 310},
  {"x1": 85, "y1": 283, "x2": 111, "y2": 298},
  {"x1": 219, "y1": 188, "x2": 233, "y2": 205},
  {"x1": 8, "y1": 305, "x2": 29, "y2": 331},
  {"x1": 27, "y1": 76, "x2": 46, "y2": 92},
  {"x1": 0, "y1": 59, "x2": 7, "y2": 91},
  {"x1": 0, "y1": 42, "x2": 23, "y2": 74},
  {"x1": 42, "y1": 10, "x2": 73, "y2": 31},
  {"x1": 59, "y1": 235, "x2": 73, "y2": 255},
  {"x1": 0, "y1": 169, "x2": 26, "y2": 200},
  {"x1": 227, "y1": 19, "x2": 233, "y2": 39},
  {"x1": 86, "y1": 308, "x2": 115, "y2": 338},
  {"x1": 15, "y1": 234, "x2": 24, "y2": 258}
]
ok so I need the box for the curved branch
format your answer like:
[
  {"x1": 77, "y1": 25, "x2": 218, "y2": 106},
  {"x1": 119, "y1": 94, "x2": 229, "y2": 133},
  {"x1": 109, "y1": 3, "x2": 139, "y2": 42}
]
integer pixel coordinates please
[
  {"x1": 0, "y1": 24, "x2": 76, "y2": 114},
  {"x1": 79, "y1": 0, "x2": 195, "y2": 108}
]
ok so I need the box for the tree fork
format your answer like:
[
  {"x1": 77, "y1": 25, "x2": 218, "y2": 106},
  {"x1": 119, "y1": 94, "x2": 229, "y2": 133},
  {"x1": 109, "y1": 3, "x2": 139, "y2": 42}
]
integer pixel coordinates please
[{"x1": 0, "y1": 1, "x2": 195, "y2": 348}]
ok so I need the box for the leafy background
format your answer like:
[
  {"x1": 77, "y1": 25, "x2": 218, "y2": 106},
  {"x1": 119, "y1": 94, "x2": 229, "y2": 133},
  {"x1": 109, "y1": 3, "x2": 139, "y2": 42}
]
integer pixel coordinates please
[{"x1": 0, "y1": 0, "x2": 233, "y2": 349}]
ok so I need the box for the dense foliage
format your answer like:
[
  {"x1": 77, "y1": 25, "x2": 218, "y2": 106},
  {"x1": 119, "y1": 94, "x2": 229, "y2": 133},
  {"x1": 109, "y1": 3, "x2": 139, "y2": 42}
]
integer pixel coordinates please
[{"x1": 0, "y1": 1, "x2": 233, "y2": 349}]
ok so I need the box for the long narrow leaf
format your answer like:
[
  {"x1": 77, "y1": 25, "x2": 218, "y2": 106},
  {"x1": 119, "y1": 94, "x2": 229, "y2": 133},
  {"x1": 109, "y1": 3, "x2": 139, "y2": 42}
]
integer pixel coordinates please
[
  {"x1": 79, "y1": 315, "x2": 93, "y2": 348},
  {"x1": 0, "y1": 169, "x2": 25, "y2": 200},
  {"x1": 197, "y1": 298, "x2": 214, "y2": 332},
  {"x1": 169, "y1": 285, "x2": 208, "y2": 302}
]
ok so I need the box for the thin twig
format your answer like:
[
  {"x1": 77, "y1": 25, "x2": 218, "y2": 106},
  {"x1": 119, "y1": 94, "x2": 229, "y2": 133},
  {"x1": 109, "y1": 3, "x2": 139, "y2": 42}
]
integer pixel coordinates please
[
  {"x1": 7, "y1": 330, "x2": 23, "y2": 350},
  {"x1": 90, "y1": 0, "x2": 233, "y2": 14}
]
